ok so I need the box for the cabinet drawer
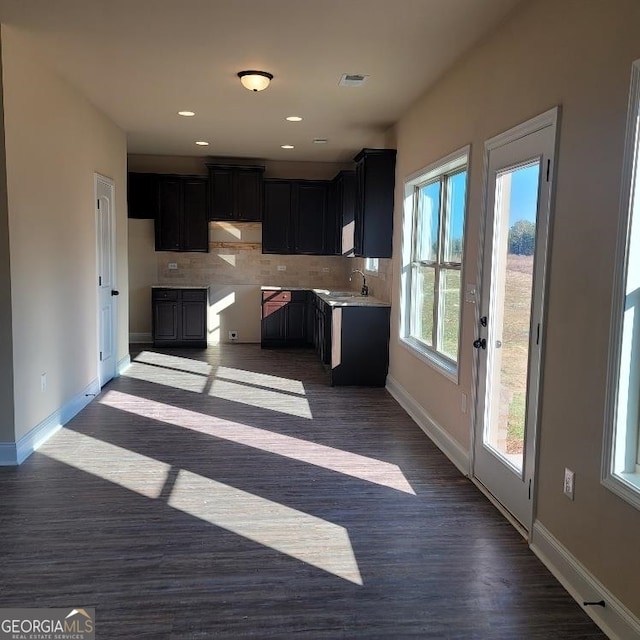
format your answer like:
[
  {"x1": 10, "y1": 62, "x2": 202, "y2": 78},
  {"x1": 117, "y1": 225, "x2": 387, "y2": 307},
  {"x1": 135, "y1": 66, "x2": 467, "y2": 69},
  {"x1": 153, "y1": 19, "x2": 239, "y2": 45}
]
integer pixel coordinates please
[
  {"x1": 182, "y1": 289, "x2": 207, "y2": 302},
  {"x1": 153, "y1": 289, "x2": 179, "y2": 301},
  {"x1": 263, "y1": 290, "x2": 291, "y2": 303}
]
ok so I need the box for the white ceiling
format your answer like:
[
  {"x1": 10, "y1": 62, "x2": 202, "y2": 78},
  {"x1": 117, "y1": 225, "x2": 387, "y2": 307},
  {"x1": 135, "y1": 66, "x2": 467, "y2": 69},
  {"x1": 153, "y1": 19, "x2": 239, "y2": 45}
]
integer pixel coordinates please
[{"x1": 0, "y1": 0, "x2": 522, "y2": 163}]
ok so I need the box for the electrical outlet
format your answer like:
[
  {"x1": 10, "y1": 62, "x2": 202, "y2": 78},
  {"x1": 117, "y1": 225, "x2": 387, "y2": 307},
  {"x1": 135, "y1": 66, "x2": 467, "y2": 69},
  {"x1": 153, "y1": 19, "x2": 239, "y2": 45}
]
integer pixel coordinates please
[
  {"x1": 229, "y1": 330, "x2": 238, "y2": 341},
  {"x1": 277, "y1": 265, "x2": 286, "y2": 271},
  {"x1": 168, "y1": 262, "x2": 178, "y2": 270},
  {"x1": 563, "y1": 468, "x2": 575, "y2": 500},
  {"x1": 40, "y1": 373, "x2": 47, "y2": 392},
  {"x1": 322, "y1": 267, "x2": 330, "y2": 273}
]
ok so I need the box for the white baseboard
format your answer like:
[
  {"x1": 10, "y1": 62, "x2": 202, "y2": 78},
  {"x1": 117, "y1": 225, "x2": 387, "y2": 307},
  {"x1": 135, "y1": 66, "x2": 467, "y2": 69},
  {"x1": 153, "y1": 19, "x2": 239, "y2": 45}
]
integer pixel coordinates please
[
  {"x1": 117, "y1": 353, "x2": 131, "y2": 376},
  {"x1": 386, "y1": 375, "x2": 470, "y2": 476},
  {"x1": 531, "y1": 521, "x2": 640, "y2": 640},
  {"x1": 129, "y1": 332, "x2": 152, "y2": 343},
  {"x1": 0, "y1": 378, "x2": 100, "y2": 466}
]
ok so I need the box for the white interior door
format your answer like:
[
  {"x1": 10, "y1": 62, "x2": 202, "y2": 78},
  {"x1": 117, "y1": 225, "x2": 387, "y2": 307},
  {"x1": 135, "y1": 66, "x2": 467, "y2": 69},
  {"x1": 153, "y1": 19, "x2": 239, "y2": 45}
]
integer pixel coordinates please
[
  {"x1": 96, "y1": 175, "x2": 117, "y2": 387},
  {"x1": 473, "y1": 109, "x2": 558, "y2": 529}
]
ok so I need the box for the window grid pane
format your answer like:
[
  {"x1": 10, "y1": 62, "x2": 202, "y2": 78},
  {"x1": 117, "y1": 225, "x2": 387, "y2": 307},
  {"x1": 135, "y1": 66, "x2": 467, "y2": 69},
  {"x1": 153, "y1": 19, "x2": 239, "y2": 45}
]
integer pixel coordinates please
[{"x1": 404, "y1": 152, "x2": 468, "y2": 370}]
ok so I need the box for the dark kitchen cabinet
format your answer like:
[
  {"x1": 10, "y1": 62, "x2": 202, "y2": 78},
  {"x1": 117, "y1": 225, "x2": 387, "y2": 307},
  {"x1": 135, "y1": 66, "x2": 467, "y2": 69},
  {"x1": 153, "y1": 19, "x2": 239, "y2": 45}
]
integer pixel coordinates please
[
  {"x1": 330, "y1": 305, "x2": 390, "y2": 386},
  {"x1": 329, "y1": 170, "x2": 356, "y2": 255},
  {"x1": 155, "y1": 176, "x2": 208, "y2": 252},
  {"x1": 207, "y1": 164, "x2": 264, "y2": 221},
  {"x1": 262, "y1": 181, "x2": 292, "y2": 254},
  {"x1": 294, "y1": 181, "x2": 329, "y2": 254},
  {"x1": 314, "y1": 294, "x2": 332, "y2": 365},
  {"x1": 128, "y1": 172, "x2": 159, "y2": 219},
  {"x1": 262, "y1": 179, "x2": 330, "y2": 255},
  {"x1": 152, "y1": 288, "x2": 208, "y2": 347},
  {"x1": 261, "y1": 290, "x2": 309, "y2": 347},
  {"x1": 354, "y1": 149, "x2": 397, "y2": 258}
]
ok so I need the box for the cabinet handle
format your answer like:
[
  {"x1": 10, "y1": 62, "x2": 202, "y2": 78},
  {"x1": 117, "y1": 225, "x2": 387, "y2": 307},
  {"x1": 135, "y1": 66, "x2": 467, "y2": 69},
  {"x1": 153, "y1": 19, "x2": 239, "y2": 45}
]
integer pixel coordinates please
[{"x1": 111, "y1": 290, "x2": 120, "y2": 296}]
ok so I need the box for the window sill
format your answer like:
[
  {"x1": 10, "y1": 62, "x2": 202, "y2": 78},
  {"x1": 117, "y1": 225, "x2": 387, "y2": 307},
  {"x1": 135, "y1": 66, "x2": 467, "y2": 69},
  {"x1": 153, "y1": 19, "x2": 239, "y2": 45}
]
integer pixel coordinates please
[
  {"x1": 602, "y1": 471, "x2": 640, "y2": 512},
  {"x1": 399, "y1": 336, "x2": 459, "y2": 384}
]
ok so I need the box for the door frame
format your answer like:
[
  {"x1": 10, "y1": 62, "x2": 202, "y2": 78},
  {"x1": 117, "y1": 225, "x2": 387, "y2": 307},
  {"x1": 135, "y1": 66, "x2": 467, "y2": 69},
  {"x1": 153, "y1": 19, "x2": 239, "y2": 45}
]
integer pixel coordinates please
[
  {"x1": 95, "y1": 173, "x2": 117, "y2": 387},
  {"x1": 470, "y1": 107, "x2": 560, "y2": 536}
]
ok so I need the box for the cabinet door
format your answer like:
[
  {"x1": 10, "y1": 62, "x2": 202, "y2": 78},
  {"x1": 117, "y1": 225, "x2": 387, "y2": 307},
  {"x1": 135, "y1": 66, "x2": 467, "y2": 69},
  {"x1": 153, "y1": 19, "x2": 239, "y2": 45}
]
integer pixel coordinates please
[
  {"x1": 354, "y1": 150, "x2": 396, "y2": 258},
  {"x1": 182, "y1": 300, "x2": 207, "y2": 342},
  {"x1": 156, "y1": 178, "x2": 182, "y2": 251},
  {"x1": 262, "y1": 301, "x2": 287, "y2": 341},
  {"x1": 128, "y1": 172, "x2": 159, "y2": 219},
  {"x1": 285, "y1": 300, "x2": 307, "y2": 342},
  {"x1": 354, "y1": 161, "x2": 365, "y2": 256},
  {"x1": 333, "y1": 171, "x2": 356, "y2": 256},
  {"x1": 294, "y1": 181, "x2": 328, "y2": 254},
  {"x1": 235, "y1": 169, "x2": 263, "y2": 221},
  {"x1": 262, "y1": 181, "x2": 292, "y2": 253},
  {"x1": 182, "y1": 178, "x2": 208, "y2": 252},
  {"x1": 153, "y1": 300, "x2": 179, "y2": 342},
  {"x1": 209, "y1": 168, "x2": 235, "y2": 220}
]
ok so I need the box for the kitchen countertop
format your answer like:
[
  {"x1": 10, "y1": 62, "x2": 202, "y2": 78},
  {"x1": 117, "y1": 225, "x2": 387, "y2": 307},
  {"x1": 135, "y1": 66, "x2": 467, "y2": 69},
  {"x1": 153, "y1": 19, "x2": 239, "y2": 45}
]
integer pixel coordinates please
[
  {"x1": 152, "y1": 285, "x2": 210, "y2": 290},
  {"x1": 261, "y1": 286, "x2": 390, "y2": 308}
]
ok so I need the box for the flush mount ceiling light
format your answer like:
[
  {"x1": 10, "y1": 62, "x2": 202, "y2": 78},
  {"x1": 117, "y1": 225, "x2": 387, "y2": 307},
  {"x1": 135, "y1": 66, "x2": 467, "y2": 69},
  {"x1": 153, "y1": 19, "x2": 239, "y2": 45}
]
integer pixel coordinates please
[
  {"x1": 195, "y1": 140, "x2": 209, "y2": 146},
  {"x1": 286, "y1": 116, "x2": 303, "y2": 122},
  {"x1": 238, "y1": 70, "x2": 273, "y2": 92},
  {"x1": 178, "y1": 110, "x2": 195, "y2": 117}
]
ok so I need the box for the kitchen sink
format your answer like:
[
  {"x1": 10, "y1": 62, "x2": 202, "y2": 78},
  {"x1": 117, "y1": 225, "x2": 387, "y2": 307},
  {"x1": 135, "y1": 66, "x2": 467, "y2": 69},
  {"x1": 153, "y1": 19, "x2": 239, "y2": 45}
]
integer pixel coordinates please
[{"x1": 327, "y1": 291, "x2": 357, "y2": 298}]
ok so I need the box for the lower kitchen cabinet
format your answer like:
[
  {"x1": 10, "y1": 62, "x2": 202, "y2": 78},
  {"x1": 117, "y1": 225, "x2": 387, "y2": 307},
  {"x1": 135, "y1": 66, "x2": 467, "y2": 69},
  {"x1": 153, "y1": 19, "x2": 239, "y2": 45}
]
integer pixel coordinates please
[
  {"x1": 329, "y1": 305, "x2": 390, "y2": 386},
  {"x1": 152, "y1": 287, "x2": 208, "y2": 347},
  {"x1": 261, "y1": 290, "x2": 309, "y2": 347}
]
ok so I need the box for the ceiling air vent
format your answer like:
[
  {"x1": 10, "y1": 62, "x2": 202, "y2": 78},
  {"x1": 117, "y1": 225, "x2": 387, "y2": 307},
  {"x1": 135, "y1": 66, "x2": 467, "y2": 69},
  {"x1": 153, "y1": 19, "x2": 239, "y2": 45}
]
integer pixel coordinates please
[{"x1": 339, "y1": 73, "x2": 369, "y2": 87}]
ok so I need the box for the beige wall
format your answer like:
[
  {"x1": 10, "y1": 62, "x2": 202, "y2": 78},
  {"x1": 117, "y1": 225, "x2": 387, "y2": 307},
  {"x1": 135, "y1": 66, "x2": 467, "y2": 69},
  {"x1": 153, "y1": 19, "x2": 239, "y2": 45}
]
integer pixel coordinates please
[
  {"x1": 0, "y1": 34, "x2": 14, "y2": 441},
  {"x1": 2, "y1": 26, "x2": 128, "y2": 441},
  {"x1": 389, "y1": 0, "x2": 640, "y2": 615},
  {"x1": 128, "y1": 154, "x2": 375, "y2": 342}
]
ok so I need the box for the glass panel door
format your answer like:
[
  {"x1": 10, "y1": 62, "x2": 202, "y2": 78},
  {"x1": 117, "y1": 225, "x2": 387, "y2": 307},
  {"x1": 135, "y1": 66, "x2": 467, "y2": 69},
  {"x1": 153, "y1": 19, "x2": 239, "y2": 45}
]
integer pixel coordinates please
[{"x1": 484, "y1": 162, "x2": 540, "y2": 473}]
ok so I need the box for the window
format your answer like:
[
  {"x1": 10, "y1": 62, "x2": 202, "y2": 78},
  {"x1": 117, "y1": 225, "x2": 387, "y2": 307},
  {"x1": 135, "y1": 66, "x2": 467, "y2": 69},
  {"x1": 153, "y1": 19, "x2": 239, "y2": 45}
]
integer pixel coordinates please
[
  {"x1": 604, "y1": 61, "x2": 640, "y2": 509},
  {"x1": 400, "y1": 147, "x2": 469, "y2": 379},
  {"x1": 364, "y1": 258, "x2": 379, "y2": 273}
]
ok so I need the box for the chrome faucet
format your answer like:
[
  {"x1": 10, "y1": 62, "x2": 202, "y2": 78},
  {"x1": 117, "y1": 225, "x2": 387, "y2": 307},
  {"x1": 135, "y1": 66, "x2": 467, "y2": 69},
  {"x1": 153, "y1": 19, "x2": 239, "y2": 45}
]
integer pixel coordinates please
[{"x1": 350, "y1": 269, "x2": 368, "y2": 296}]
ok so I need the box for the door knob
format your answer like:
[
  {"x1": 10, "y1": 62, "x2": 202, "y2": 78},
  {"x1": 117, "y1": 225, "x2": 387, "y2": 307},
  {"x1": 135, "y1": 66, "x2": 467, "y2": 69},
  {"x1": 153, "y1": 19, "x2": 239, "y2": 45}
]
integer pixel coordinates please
[
  {"x1": 473, "y1": 338, "x2": 487, "y2": 349},
  {"x1": 111, "y1": 290, "x2": 120, "y2": 296}
]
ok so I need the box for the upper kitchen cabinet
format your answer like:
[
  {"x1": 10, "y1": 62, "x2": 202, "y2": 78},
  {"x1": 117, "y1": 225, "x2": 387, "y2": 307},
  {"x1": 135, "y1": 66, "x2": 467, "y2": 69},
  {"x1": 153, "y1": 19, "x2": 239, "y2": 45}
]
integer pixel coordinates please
[
  {"x1": 128, "y1": 172, "x2": 159, "y2": 219},
  {"x1": 207, "y1": 164, "x2": 264, "y2": 221},
  {"x1": 294, "y1": 181, "x2": 330, "y2": 254},
  {"x1": 329, "y1": 170, "x2": 356, "y2": 256},
  {"x1": 353, "y1": 149, "x2": 397, "y2": 258},
  {"x1": 262, "y1": 179, "x2": 331, "y2": 255},
  {"x1": 155, "y1": 175, "x2": 208, "y2": 252}
]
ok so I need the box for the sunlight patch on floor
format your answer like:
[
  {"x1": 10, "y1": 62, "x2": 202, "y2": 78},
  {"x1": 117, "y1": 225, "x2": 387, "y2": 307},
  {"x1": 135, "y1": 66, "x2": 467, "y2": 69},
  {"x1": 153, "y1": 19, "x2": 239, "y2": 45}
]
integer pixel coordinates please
[
  {"x1": 125, "y1": 361, "x2": 209, "y2": 393},
  {"x1": 215, "y1": 366, "x2": 306, "y2": 395},
  {"x1": 100, "y1": 391, "x2": 415, "y2": 494},
  {"x1": 209, "y1": 378, "x2": 313, "y2": 419},
  {"x1": 39, "y1": 429, "x2": 170, "y2": 499},
  {"x1": 134, "y1": 351, "x2": 212, "y2": 375},
  {"x1": 168, "y1": 469, "x2": 363, "y2": 585}
]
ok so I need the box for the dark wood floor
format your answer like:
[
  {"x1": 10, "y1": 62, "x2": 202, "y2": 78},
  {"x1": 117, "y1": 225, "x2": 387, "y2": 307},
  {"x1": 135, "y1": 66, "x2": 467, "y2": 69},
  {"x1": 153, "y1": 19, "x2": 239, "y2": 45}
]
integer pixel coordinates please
[{"x1": 0, "y1": 344, "x2": 606, "y2": 639}]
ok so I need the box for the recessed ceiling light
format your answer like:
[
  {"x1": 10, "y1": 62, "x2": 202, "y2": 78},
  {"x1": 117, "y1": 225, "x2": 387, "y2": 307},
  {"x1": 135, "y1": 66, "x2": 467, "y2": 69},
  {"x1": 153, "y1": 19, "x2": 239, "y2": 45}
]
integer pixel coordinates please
[
  {"x1": 313, "y1": 138, "x2": 328, "y2": 144},
  {"x1": 178, "y1": 111, "x2": 195, "y2": 117},
  {"x1": 286, "y1": 116, "x2": 303, "y2": 122},
  {"x1": 195, "y1": 141, "x2": 209, "y2": 146},
  {"x1": 281, "y1": 144, "x2": 294, "y2": 149}
]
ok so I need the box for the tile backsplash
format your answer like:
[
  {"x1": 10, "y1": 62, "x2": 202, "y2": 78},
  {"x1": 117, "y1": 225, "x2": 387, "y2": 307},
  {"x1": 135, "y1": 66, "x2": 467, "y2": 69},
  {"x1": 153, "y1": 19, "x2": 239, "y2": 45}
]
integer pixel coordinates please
[{"x1": 155, "y1": 222, "x2": 392, "y2": 296}]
